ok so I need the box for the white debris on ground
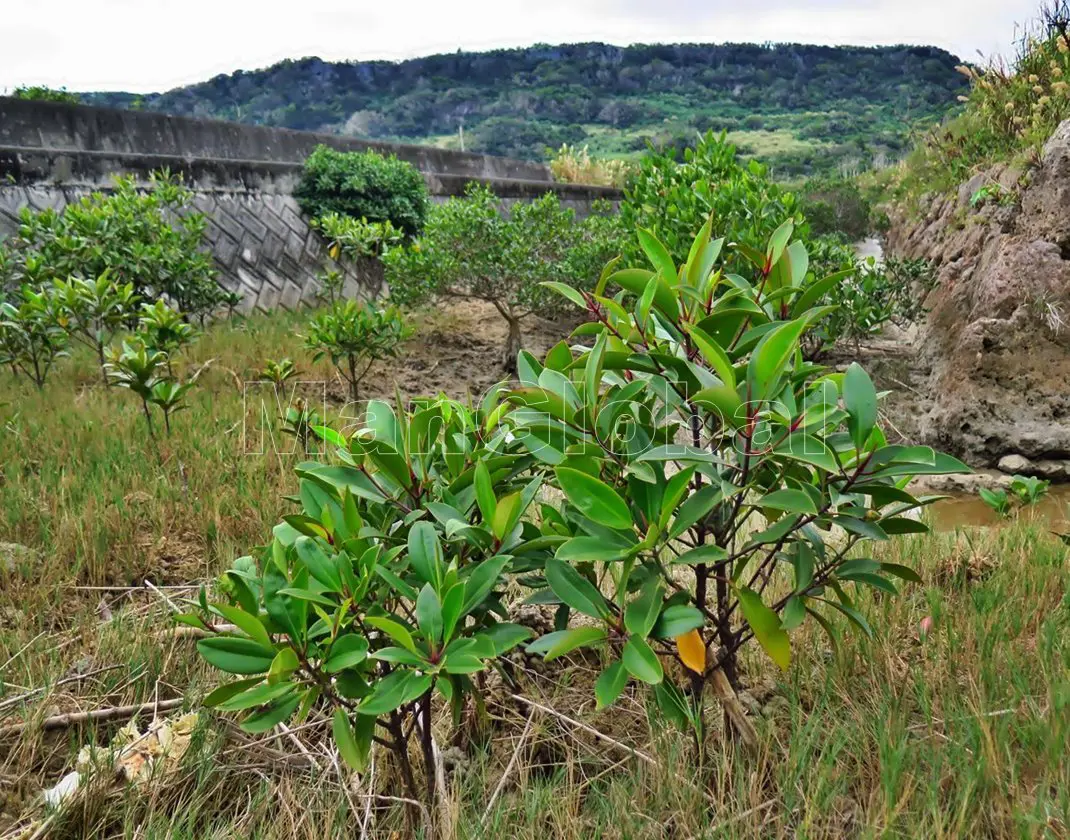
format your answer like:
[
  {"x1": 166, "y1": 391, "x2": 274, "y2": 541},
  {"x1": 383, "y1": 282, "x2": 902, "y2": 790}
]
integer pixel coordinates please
[{"x1": 42, "y1": 712, "x2": 199, "y2": 808}]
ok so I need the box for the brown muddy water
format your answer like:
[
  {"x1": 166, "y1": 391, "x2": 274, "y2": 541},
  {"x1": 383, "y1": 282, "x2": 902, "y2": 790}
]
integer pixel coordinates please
[{"x1": 928, "y1": 485, "x2": 1070, "y2": 531}]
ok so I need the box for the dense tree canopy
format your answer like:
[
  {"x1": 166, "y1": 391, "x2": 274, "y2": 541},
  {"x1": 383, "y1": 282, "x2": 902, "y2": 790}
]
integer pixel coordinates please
[{"x1": 85, "y1": 42, "x2": 968, "y2": 177}]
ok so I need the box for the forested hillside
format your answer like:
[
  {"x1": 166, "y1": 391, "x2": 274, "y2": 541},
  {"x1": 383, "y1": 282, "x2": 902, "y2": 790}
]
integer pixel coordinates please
[{"x1": 85, "y1": 42, "x2": 968, "y2": 176}]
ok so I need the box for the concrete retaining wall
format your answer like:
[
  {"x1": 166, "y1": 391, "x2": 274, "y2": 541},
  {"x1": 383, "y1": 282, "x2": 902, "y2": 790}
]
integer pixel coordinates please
[
  {"x1": 0, "y1": 97, "x2": 553, "y2": 182},
  {"x1": 0, "y1": 98, "x2": 621, "y2": 313}
]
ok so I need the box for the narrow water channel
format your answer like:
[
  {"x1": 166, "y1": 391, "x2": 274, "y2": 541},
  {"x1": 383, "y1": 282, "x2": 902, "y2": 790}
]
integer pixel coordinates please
[{"x1": 927, "y1": 485, "x2": 1070, "y2": 531}]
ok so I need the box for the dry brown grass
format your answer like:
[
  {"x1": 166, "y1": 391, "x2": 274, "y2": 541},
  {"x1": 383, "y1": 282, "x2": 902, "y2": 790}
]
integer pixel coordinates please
[{"x1": 549, "y1": 145, "x2": 633, "y2": 189}]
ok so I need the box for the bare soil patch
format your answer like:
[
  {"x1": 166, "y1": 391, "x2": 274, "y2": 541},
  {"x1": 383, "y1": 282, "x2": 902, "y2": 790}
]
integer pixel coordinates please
[{"x1": 337, "y1": 300, "x2": 579, "y2": 403}]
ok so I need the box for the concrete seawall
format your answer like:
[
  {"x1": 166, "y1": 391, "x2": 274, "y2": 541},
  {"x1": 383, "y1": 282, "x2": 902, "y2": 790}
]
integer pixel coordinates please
[{"x1": 0, "y1": 98, "x2": 620, "y2": 312}]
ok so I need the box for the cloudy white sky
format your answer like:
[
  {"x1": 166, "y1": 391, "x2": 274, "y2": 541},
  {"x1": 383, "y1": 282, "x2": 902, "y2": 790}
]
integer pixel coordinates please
[{"x1": 1, "y1": 0, "x2": 1041, "y2": 93}]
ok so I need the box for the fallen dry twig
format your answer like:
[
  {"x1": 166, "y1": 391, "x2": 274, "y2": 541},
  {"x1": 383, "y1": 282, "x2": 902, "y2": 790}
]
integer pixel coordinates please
[
  {"x1": 0, "y1": 698, "x2": 185, "y2": 738},
  {"x1": 154, "y1": 623, "x2": 238, "y2": 641}
]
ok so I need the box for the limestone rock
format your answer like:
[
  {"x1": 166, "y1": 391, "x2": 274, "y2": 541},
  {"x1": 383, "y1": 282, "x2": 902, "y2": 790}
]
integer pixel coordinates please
[
  {"x1": 912, "y1": 470, "x2": 1011, "y2": 494},
  {"x1": 886, "y1": 118, "x2": 1070, "y2": 467},
  {"x1": 1031, "y1": 459, "x2": 1070, "y2": 480},
  {"x1": 998, "y1": 454, "x2": 1033, "y2": 474},
  {"x1": 993, "y1": 454, "x2": 1070, "y2": 479}
]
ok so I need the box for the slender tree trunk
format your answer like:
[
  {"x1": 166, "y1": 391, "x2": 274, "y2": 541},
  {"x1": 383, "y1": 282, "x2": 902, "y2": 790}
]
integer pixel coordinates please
[
  {"x1": 141, "y1": 399, "x2": 157, "y2": 441},
  {"x1": 488, "y1": 298, "x2": 524, "y2": 373},
  {"x1": 419, "y1": 690, "x2": 436, "y2": 807},
  {"x1": 687, "y1": 405, "x2": 711, "y2": 752},
  {"x1": 715, "y1": 575, "x2": 738, "y2": 687},
  {"x1": 503, "y1": 316, "x2": 521, "y2": 373},
  {"x1": 347, "y1": 354, "x2": 359, "y2": 402},
  {"x1": 96, "y1": 341, "x2": 108, "y2": 387},
  {"x1": 387, "y1": 710, "x2": 423, "y2": 828},
  {"x1": 691, "y1": 562, "x2": 709, "y2": 763},
  {"x1": 31, "y1": 355, "x2": 44, "y2": 391},
  {"x1": 689, "y1": 401, "x2": 743, "y2": 743}
]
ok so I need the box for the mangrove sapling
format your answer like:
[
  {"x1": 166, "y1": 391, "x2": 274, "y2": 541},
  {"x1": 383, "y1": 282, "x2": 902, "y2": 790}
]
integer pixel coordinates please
[
  {"x1": 2, "y1": 171, "x2": 225, "y2": 322},
  {"x1": 219, "y1": 290, "x2": 244, "y2": 319},
  {"x1": 304, "y1": 301, "x2": 409, "y2": 402},
  {"x1": 316, "y1": 270, "x2": 345, "y2": 306},
  {"x1": 620, "y1": 130, "x2": 806, "y2": 271},
  {"x1": 294, "y1": 145, "x2": 430, "y2": 237},
  {"x1": 149, "y1": 380, "x2": 194, "y2": 436},
  {"x1": 980, "y1": 474, "x2": 1051, "y2": 517},
  {"x1": 979, "y1": 487, "x2": 1012, "y2": 517},
  {"x1": 50, "y1": 272, "x2": 138, "y2": 384},
  {"x1": 186, "y1": 395, "x2": 541, "y2": 819},
  {"x1": 0, "y1": 287, "x2": 69, "y2": 390},
  {"x1": 382, "y1": 185, "x2": 623, "y2": 370},
  {"x1": 105, "y1": 340, "x2": 167, "y2": 440},
  {"x1": 260, "y1": 360, "x2": 322, "y2": 454},
  {"x1": 1010, "y1": 474, "x2": 1051, "y2": 506},
  {"x1": 137, "y1": 300, "x2": 197, "y2": 376},
  {"x1": 804, "y1": 254, "x2": 935, "y2": 359},
  {"x1": 311, "y1": 213, "x2": 404, "y2": 262},
  {"x1": 261, "y1": 358, "x2": 299, "y2": 391},
  {"x1": 280, "y1": 398, "x2": 328, "y2": 455},
  {"x1": 189, "y1": 222, "x2": 968, "y2": 808},
  {"x1": 516, "y1": 219, "x2": 968, "y2": 749}
]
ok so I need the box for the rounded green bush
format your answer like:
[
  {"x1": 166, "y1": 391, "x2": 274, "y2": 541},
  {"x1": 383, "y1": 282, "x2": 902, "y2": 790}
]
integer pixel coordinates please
[{"x1": 293, "y1": 145, "x2": 430, "y2": 237}]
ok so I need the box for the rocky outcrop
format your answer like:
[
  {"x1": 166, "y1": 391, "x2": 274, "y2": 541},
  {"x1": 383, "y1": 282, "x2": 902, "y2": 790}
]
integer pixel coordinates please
[{"x1": 887, "y1": 120, "x2": 1070, "y2": 467}]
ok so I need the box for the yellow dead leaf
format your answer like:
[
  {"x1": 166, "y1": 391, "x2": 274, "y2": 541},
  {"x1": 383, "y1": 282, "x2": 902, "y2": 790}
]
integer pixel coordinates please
[{"x1": 675, "y1": 628, "x2": 706, "y2": 674}]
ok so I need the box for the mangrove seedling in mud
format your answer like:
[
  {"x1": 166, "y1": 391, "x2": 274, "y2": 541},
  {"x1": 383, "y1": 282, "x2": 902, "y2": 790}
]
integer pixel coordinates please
[
  {"x1": 189, "y1": 222, "x2": 966, "y2": 819},
  {"x1": 304, "y1": 301, "x2": 410, "y2": 402},
  {"x1": 980, "y1": 474, "x2": 1052, "y2": 517}
]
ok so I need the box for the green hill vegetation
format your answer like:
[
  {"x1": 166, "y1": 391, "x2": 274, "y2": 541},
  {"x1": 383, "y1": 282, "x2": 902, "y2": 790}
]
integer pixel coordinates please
[{"x1": 81, "y1": 42, "x2": 969, "y2": 177}]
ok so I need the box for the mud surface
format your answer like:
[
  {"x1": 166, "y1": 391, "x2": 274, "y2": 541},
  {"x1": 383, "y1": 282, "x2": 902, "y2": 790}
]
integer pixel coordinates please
[{"x1": 353, "y1": 300, "x2": 578, "y2": 403}]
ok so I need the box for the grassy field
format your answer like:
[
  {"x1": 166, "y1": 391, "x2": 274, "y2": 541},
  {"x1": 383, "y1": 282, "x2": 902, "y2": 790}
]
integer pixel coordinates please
[{"x1": 1, "y1": 306, "x2": 1068, "y2": 838}]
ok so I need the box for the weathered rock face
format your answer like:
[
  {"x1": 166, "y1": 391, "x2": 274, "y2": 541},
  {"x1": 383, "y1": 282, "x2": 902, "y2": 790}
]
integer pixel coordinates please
[{"x1": 887, "y1": 120, "x2": 1070, "y2": 467}]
